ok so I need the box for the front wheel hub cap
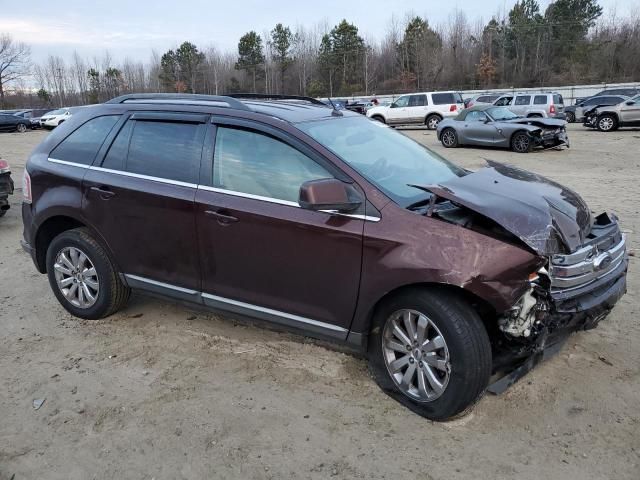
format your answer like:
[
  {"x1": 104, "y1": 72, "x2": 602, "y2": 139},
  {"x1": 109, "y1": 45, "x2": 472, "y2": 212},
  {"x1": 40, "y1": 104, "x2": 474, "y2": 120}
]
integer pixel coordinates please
[
  {"x1": 53, "y1": 246, "x2": 100, "y2": 309},
  {"x1": 382, "y1": 309, "x2": 451, "y2": 402}
]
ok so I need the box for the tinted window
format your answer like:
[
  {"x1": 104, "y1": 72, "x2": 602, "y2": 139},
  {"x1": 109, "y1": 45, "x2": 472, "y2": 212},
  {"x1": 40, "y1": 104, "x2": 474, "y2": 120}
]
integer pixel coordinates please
[
  {"x1": 465, "y1": 111, "x2": 488, "y2": 122},
  {"x1": 102, "y1": 120, "x2": 204, "y2": 183},
  {"x1": 50, "y1": 116, "x2": 119, "y2": 165},
  {"x1": 494, "y1": 97, "x2": 512, "y2": 106},
  {"x1": 409, "y1": 95, "x2": 427, "y2": 107},
  {"x1": 533, "y1": 95, "x2": 547, "y2": 105},
  {"x1": 515, "y1": 96, "x2": 531, "y2": 105},
  {"x1": 213, "y1": 127, "x2": 332, "y2": 202},
  {"x1": 477, "y1": 95, "x2": 500, "y2": 103},
  {"x1": 583, "y1": 97, "x2": 601, "y2": 106},
  {"x1": 553, "y1": 94, "x2": 564, "y2": 105},
  {"x1": 431, "y1": 93, "x2": 455, "y2": 105}
]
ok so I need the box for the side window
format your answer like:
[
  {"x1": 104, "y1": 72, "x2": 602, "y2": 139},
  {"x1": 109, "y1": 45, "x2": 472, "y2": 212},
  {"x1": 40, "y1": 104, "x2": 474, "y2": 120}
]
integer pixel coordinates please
[
  {"x1": 101, "y1": 120, "x2": 204, "y2": 184},
  {"x1": 495, "y1": 97, "x2": 512, "y2": 106},
  {"x1": 553, "y1": 94, "x2": 563, "y2": 105},
  {"x1": 408, "y1": 95, "x2": 426, "y2": 107},
  {"x1": 393, "y1": 96, "x2": 409, "y2": 108},
  {"x1": 583, "y1": 98, "x2": 599, "y2": 106},
  {"x1": 515, "y1": 96, "x2": 531, "y2": 106},
  {"x1": 50, "y1": 116, "x2": 119, "y2": 165},
  {"x1": 432, "y1": 93, "x2": 455, "y2": 105},
  {"x1": 533, "y1": 95, "x2": 547, "y2": 105},
  {"x1": 466, "y1": 111, "x2": 488, "y2": 122},
  {"x1": 213, "y1": 126, "x2": 332, "y2": 203}
]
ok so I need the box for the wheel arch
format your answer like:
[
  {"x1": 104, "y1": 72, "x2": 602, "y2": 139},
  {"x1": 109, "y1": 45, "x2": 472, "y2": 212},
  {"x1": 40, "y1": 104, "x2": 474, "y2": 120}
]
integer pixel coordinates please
[
  {"x1": 353, "y1": 282, "x2": 497, "y2": 352},
  {"x1": 425, "y1": 112, "x2": 443, "y2": 123}
]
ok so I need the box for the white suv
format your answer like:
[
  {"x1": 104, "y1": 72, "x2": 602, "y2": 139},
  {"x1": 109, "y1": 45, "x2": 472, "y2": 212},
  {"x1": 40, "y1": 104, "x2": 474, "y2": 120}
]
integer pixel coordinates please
[{"x1": 366, "y1": 91, "x2": 465, "y2": 129}]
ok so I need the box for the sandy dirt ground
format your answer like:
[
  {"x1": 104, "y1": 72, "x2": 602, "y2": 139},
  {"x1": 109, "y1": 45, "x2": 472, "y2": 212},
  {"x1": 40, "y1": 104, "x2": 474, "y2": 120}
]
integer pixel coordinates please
[{"x1": 0, "y1": 125, "x2": 638, "y2": 480}]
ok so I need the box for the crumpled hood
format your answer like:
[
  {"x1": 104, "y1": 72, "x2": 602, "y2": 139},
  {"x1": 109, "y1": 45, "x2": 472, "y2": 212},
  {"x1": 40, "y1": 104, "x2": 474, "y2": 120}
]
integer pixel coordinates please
[
  {"x1": 505, "y1": 117, "x2": 566, "y2": 128},
  {"x1": 419, "y1": 160, "x2": 593, "y2": 255}
]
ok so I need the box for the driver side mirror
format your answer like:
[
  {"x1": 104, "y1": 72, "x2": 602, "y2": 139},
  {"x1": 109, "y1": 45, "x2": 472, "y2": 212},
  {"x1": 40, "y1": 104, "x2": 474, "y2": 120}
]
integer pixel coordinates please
[
  {"x1": 390, "y1": 102, "x2": 397, "y2": 108},
  {"x1": 626, "y1": 101, "x2": 635, "y2": 106},
  {"x1": 299, "y1": 178, "x2": 362, "y2": 213},
  {"x1": 484, "y1": 117, "x2": 491, "y2": 123}
]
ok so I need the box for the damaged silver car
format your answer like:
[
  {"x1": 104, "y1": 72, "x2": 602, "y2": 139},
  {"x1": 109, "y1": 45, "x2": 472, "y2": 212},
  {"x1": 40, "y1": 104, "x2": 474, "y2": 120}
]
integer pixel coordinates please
[{"x1": 437, "y1": 106, "x2": 569, "y2": 153}]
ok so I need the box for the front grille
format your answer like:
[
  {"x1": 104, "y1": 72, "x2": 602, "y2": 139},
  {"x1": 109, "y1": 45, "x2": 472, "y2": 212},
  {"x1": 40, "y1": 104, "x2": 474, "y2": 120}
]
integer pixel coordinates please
[{"x1": 549, "y1": 233, "x2": 626, "y2": 292}]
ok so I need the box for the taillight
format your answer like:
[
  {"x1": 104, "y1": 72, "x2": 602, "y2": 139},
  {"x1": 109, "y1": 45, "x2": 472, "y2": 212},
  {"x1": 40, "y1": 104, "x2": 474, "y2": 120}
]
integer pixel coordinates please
[
  {"x1": 0, "y1": 159, "x2": 9, "y2": 174},
  {"x1": 450, "y1": 105, "x2": 457, "y2": 112},
  {"x1": 550, "y1": 104, "x2": 556, "y2": 114},
  {"x1": 22, "y1": 169, "x2": 32, "y2": 204}
]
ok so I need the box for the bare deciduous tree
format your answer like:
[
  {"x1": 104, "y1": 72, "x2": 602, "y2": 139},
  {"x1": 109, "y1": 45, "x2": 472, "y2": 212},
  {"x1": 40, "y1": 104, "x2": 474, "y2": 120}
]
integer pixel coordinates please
[{"x1": 0, "y1": 34, "x2": 31, "y2": 107}]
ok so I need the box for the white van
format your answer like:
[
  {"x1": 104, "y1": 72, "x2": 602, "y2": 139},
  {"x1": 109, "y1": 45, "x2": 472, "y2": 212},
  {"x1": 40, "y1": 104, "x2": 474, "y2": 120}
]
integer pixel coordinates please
[{"x1": 366, "y1": 91, "x2": 465, "y2": 129}]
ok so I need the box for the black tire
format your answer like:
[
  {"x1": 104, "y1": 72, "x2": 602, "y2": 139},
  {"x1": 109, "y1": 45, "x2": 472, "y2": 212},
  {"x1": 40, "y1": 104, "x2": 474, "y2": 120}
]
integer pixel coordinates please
[
  {"x1": 16, "y1": 123, "x2": 27, "y2": 133},
  {"x1": 597, "y1": 114, "x2": 617, "y2": 132},
  {"x1": 368, "y1": 287, "x2": 492, "y2": 421},
  {"x1": 511, "y1": 131, "x2": 532, "y2": 153},
  {"x1": 425, "y1": 114, "x2": 442, "y2": 130},
  {"x1": 565, "y1": 111, "x2": 575, "y2": 123},
  {"x1": 46, "y1": 227, "x2": 130, "y2": 320},
  {"x1": 440, "y1": 128, "x2": 459, "y2": 148},
  {"x1": 0, "y1": 209, "x2": 6, "y2": 218},
  {"x1": 371, "y1": 115, "x2": 386, "y2": 124}
]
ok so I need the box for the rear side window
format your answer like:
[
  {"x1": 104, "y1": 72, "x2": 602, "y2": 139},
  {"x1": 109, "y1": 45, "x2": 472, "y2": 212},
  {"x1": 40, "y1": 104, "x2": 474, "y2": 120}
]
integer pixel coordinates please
[
  {"x1": 409, "y1": 95, "x2": 426, "y2": 107},
  {"x1": 50, "y1": 116, "x2": 119, "y2": 165},
  {"x1": 514, "y1": 96, "x2": 531, "y2": 106},
  {"x1": 213, "y1": 126, "x2": 332, "y2": 203},
  {"x1": 533, "y1": 95, "x2": 547, "y2": 105},
  {"x1": 101, "y1": 120, "x2": 204, "y2": 184},
  {"x1": 431, "y1": 93, "x2": 455, "y2": 105}
]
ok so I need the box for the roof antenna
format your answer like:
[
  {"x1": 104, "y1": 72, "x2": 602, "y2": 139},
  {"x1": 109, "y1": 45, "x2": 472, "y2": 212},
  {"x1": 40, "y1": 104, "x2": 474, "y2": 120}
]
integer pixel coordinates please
[{"x1": 327, "y1": 97, "x2": 343, "y2": 117}]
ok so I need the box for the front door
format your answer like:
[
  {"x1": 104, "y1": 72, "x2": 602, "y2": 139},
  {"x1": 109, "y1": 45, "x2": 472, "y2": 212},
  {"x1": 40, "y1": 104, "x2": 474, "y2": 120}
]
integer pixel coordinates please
[
  {"x1": 195, "y1": 120, "x2": 364, "y2": 337},
  {"x1": 386, "y1": 95, "x2": 411, "y2": 125},
  {"x1": 82, "y1": 112, "x2": 207, "y2": 294},
  {"x1": 463, "y1": 110, "x2": 497, "y2": 144},
  {"x1": 620, "y1": 100, "x2": 640, "y2": 124}
]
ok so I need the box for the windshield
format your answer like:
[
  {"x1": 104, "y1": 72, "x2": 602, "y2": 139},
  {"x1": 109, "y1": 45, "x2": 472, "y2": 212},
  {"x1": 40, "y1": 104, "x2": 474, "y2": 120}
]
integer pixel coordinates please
[
  {"x1": 298, "y1": 116, "x2": 465, "y2": 207},
  {"x1": 487, "y1": 107, "x2": 519, "y2": 121}
]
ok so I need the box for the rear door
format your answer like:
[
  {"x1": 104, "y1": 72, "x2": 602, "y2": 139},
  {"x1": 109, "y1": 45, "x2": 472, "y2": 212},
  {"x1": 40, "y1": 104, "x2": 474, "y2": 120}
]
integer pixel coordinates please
[
  {"x1": 511, "y1": 95, "x2": 531, "y2": 116},
  {"x1": 406, "y1": 94, "x2": 427, "y2": 124},
  {"x1": 82, "y1": 112, "x2": 206, "y2": 294},
  {"x1": 194, "y1": 118, "x2": 364, "y2": 336}
]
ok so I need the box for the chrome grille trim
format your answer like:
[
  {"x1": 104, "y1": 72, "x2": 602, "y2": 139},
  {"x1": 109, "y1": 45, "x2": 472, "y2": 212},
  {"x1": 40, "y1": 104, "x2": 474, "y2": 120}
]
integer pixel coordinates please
[{"x1": 549, "y1": 235, "x2": 626, "y2": 291}]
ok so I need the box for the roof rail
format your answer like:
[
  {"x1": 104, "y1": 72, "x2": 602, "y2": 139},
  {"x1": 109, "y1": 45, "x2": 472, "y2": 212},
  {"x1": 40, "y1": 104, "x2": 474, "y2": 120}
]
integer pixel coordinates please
[
  {"x1": 105, "y1": 93, "x2": 251, "y2": 111},
  {"x1": 228, "y1": 93, "x2": 329, "y2": 107}
]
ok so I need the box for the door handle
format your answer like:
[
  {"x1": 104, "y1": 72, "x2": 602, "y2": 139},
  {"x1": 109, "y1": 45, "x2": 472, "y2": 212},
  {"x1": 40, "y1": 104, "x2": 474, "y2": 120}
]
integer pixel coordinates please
[
  {"x1": 89, "y1": 185, "x2": 116, "y2": 199},
  {"x1": 205, "y1": 209, "x2": 238, "y2": 225}
]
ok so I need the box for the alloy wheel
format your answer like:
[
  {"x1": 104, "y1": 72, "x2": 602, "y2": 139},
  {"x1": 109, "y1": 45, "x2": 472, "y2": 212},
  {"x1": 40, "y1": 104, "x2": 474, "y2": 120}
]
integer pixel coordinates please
[
  {"x1": 428, "y1": 117, "x2": 440, "y2": 129},
  {"x1": 442, "y1": 129, "x2": 456, "y2": 147},
  {"x1": 53, "y1": 246, "x2": 100, "y2": 308},
  {"x1": 17, "y1": 123, "x2": 27, "y2": 133},
  {"x1": 598, "y1": 116, "x2": 614, "y2": 131},
  {"x1": 382, "y1": 309, "x2": 451, "y2": 402},
  {"x1": 513, "y1": 134, "x2": 530, "y2": 152}
]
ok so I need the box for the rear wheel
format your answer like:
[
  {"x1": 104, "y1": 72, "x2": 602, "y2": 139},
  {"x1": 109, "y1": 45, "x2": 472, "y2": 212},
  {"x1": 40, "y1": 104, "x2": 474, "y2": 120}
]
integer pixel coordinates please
[
  {"x1": 46, "y1": 228, "x2": 130, "y2": 319},
  {"x1": 368, "y1": 288, "x2": 492, "y2": 421},
  {"x1": 371, "y1": 115, "x2": 386, "y2": 124},
  {"x1": 425, "y1": 114, "x2": 442, "y2": 130},
  {"x1": 565, "y1": 111, "x2": 575, "y2": 123},
  {"x1": 16, "y1": 123, "x2": 27, "y2": 133},
  {"x1": 511, "y1": 131, "x2": 532, "y2": 153},
  {"x1": 597, "y1": 114, "x2": 617, "y2": 132},
  {"x1": 440, "y1": 128, "x2": 458, "y2": 148}
]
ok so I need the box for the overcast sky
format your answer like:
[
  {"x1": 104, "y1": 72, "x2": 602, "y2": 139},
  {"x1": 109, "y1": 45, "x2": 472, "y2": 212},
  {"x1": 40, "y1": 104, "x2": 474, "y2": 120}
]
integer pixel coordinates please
[{"x1": 0, "y1": 0, "x2": 636, "y2": 63}]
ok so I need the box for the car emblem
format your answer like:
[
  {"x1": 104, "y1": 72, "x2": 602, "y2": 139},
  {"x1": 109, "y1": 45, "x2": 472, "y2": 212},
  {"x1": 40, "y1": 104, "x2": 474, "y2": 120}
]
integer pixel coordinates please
[{"x1": 593, "y1": 253, "x2": 613, "y2": 271}]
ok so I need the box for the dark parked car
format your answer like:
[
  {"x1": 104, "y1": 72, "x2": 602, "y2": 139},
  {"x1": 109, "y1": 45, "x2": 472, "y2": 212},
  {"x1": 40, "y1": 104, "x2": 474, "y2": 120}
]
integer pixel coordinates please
[
  {"x1": 12, "y1": 109, "x2": 52, "y2": 129},
  {"x1": 0, "y1": 112, "x2": 30, "y2": 132},
  {"x1": 564, "y1": 95, "x2": 628, "y2": 123},
  {"x1": 574, "y1": 87, "x2": 640, "y2": 105},
  {"x1": 437, "y1": 106, "x2": 568, "y2": 152},
  {"x1": 21, "y1": 93, "x2": 628, "y2": 420}
]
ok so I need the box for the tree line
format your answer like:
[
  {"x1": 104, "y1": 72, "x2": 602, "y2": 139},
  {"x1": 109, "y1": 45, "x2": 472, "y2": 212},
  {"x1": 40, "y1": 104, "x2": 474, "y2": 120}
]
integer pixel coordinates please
[{"x1": 2, "y1": 0, "x2": 640, "y2": 109}]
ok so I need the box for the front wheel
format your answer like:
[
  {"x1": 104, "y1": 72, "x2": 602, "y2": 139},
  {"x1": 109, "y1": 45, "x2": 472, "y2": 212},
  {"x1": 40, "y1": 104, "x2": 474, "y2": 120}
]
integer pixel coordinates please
[
  {"x1": 440, "y1": 128, "x2": 458, "y2": 148},
  {"x1": 46, "y1": 228, "x2": 130, "y2": 319},
  {"x1": 565, "y1": 111, "x2": 575, "y2": 123},
  {"x1": 368, "y1": 288, "x2": 492, "y2": 421},
  {"x1": 511, "y1": 131, "x2": 532, "y2": 153},
  {"x1": 597, "y1": 114, "x2": 617, "y2": 132},
  {"x1": 16, "y1": 123, "x2": 27, "y2": 133}
]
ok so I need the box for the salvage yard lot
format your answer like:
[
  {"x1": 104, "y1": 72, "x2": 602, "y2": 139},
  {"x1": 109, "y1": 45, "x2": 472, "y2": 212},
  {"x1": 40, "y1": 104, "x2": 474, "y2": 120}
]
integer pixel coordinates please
[{"x1": 1, "y1": 125, "x2": 638, "y2": 479}]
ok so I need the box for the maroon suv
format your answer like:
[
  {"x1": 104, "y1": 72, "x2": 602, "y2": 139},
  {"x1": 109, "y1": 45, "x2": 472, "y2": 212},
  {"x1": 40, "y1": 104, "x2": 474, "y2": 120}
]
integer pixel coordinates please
[{"x1": 21, "y1": 93, "x2": 628, "y2": 420}]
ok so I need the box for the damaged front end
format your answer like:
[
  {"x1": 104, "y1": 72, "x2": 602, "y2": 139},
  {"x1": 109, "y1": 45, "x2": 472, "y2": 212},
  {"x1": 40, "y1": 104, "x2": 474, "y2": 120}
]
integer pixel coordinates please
[
  {"x1": 512, "y1": 118, "x2": 569, "y2": 149},
  {"x1": 413, "y1": 161, "x2": 629, "y2": 392}
]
